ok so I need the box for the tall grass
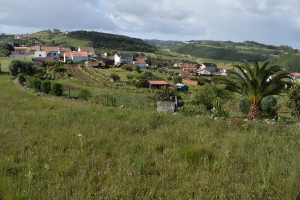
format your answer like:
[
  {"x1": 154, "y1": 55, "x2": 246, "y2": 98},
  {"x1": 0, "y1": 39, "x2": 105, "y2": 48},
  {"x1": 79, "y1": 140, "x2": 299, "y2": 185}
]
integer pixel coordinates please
[{"x1": 1, "y1": 74, "x2": 300, "y2": 199}]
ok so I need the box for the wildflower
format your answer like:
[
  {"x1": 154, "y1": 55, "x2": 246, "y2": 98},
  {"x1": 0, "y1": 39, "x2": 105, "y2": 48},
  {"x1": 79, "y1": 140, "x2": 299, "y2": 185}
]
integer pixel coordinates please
[
  {"x1": 66, "y1": 190, "x2": 69, "y2": 192},
  {"x1": 164, "y1": 162, "x2": 166, "y2": 164},
  {"x1": 67, "y1": 171, "x2": 69, "y2": 173},
  {"x1": 80, "y1": 170, "x2": 83, "y2": 172},
  {"x1": 138, "y1": 172, "x2": 141, "y2": 175},
  {"x1": 87, "y1": 196, "x2": 90, "y2": 198},
  {"x1": 98, "y1": 171, "x2": 101, "y2": 176},
  {"x1": 78, "y1": 134, "x2": 82, "y2": 137}
]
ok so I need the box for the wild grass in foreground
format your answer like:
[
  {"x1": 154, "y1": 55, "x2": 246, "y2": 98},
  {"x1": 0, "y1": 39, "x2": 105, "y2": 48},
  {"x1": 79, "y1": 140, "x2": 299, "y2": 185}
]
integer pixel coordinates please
[{"x1": 0, "y1": 74, "x2": 300, "y2": 199}]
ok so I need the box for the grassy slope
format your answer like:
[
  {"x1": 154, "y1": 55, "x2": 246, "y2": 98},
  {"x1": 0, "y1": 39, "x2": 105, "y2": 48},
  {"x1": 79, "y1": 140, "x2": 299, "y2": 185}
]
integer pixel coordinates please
[{"x1": 1, "y1": 73, "x2": 300, "y2": 199}]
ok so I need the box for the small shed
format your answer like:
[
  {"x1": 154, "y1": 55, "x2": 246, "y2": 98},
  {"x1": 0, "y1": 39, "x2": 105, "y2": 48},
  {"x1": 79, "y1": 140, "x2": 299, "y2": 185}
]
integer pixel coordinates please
[
  {"x1": 147, "y1": 80, "x2": 169, "y2": 89},
  {"x1": 176, "y1": 83, "x2": 189, "y2": 93}
]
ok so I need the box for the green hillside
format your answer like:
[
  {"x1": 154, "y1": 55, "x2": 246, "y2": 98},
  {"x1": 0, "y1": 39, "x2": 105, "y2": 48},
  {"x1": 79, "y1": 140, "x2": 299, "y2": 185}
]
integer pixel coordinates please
[
  {"x1": 30, "y1": 30, "x2": 157, "y2": 52},
  {"x1": 270, "y1": 53, "x2": 300, "y2": 72}
]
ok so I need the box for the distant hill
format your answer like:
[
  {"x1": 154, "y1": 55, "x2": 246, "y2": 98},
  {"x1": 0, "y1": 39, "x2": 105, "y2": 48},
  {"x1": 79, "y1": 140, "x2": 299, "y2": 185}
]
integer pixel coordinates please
[
  {"x1": 68, "y1": 31, "x2": 157, "y2": 52},
  {"x1": 146, "y1": 39, "x2": 297, "y2": 63},
  {"x1": 270, "y1": 53, "x2": 300, "y2": 72}
]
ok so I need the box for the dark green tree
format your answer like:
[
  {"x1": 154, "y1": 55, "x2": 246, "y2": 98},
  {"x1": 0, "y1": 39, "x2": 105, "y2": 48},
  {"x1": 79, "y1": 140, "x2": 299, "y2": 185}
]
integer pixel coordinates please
[{"x1": 9, "y1": 60, "x2": 35, "y2": 76}]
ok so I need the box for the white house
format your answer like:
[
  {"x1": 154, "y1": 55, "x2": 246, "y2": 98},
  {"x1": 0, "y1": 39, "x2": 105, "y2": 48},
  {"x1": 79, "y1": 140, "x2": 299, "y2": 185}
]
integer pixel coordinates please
[
  {"x1": 217, "y1": 67, "x2": 231, "y2": 76},
  {"x1": 78, "y1": 47, "x2": 95, "y2": 54},
  {"x1": 133, "y1": 57, "x2": 147, "y2": 68},
  {"x1": 35, "y1": 51, "x2": 47, "y2": 58},
  {"x1": 197, "y1": 68, "x2": 211, "y2": 75},
  {"x1": 114, "y1": 53, "x2": 133, "y2": 65},
  {"x1": 201, "y1": 63, "x2": 218, "y2": 73},
  {"x1": 64, "y1": 52, "x2": 88, "y2": 62},
  {"x1": 41, "y1": 46, "x2": 59, "y2": 61}
]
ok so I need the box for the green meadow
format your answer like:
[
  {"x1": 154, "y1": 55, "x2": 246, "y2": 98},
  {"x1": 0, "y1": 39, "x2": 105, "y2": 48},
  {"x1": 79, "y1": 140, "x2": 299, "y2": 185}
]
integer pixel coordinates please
[{"x1": 1, "y1": 67, "x2": 300, "y2": 199}]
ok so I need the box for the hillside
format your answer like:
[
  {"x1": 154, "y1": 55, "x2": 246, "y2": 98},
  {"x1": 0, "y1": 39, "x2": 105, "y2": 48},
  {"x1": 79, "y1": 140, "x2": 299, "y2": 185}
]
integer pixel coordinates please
[
  {"x1": 3, "y1": 30, "x2": 157, "y2": 52},
  {"x1": 67, "y1": 31, "x2": 157, "y2": 52},
  {"x1": 145, "y1": 40, "x2": 297, "y2": 63},
  {"x1": 270, "y1": 53, "x2": 300, "y2": 72}
]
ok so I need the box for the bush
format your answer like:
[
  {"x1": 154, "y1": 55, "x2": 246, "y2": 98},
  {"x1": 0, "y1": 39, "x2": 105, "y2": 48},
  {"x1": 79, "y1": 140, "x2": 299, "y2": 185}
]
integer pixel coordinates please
[
  {"x1": 17, "y1": 73, "x2": 26, "y2": 82},
  {"x1": 174, "y1": 75, "x2": 182, "y2": 83},
  {"x1": 121, "y1": 64, "x2": 132, "y2": 71},
  {"x1": 190, "y1": 77, "x2": 198, "y2": 81},
  {"x1": 110, "y1": 73, "x2": 120, "y2": 81},
  {"x1": 135, "y1": 74, "x2": 146, "y2": 80},
  {"x1": 167, "y1": 76, "x2": 172, "y2": 81},
  {"x1": 151, "y1": 66, "x2": 158, "y2": 71},
  {"x1": 41, "y1": 81, "x2": 51, "y2": 94},
  {"x1": 50, "y1": 83, "x2": 63, "y2": 96},
  {"x1": 197, "y1": 77, "x2": 208, "y2": 86},
  {"x1": 73, "y1": 61, "x2": 82, "y2": 65},
  {"x1": 142, "y1": 70, "x2": 152, "y2": 77},
  {"x1": 133, "y1": 64, "x2": 140, "y2": 72},
  {"x1": 126, "y1": 74, "x2": 134, "y2": 80},
  {"x1": 9, "y1": 60, "x2": 35, "y2": 76},
  {"x1": 78, "y1": 89, "x2": 92, "y2": 100},
  {"x1": 35, "y1": 67, "x2": 44, "y2": 74},
  {"x1": 157, "y1": 68, "x2": 163, "y2": 73},
  {"x1": 136, "y1": 79, "x2": 147, "y2": 88},
  {"x1": 28, "y1": 77, "x2": 41, "y2": 91},
  {"x1": 261, "y1": 96, "x2": 281, "y2": 117},
  {"x1": 237, "y1": 96, "x2": 251, "y2": 115}
]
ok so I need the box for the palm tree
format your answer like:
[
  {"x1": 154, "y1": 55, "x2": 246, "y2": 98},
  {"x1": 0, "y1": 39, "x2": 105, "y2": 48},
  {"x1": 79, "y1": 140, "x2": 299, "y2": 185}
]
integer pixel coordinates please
[{"x1": 217, "y1": 61, "x2": 292, "y2": 120}]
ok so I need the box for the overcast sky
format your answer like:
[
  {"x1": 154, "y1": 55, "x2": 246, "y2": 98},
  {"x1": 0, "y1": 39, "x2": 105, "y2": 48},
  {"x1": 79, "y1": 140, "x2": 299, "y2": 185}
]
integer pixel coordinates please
[{"x1": 0, "y1": 0, "x2": 300, "y2": 48}]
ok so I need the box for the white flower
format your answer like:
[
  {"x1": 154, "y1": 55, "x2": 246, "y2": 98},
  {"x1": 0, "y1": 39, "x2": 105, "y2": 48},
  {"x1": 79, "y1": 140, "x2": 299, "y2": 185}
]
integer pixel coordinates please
[{"x1": 78, "y1": 134, "x2": 82, "y2": 137}]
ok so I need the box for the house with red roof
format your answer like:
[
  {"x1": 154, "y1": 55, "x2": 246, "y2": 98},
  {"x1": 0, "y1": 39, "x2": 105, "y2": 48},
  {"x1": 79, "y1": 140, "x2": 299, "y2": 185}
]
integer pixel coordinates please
[
  {"x1": 291, "y1": 72, "x2": 300, "y2": 82},
  {"x1": 147, "y1": 80, "x2": 169, "y2": 89},
  {"x1": 78, "y1": 47, "x2": 95, "y2": 54},
  {"x1": 64, "y1": 52, "x2": 88, "y2": 62},
  {"x1": 197, "y1": 68, "x2": 211, "y2": 75},
  {"x1": 133, "y1": 57, "x2": 148, "y2": 68},
  {"x1": 217, "y1": 66, "x2": 231, "y2": 76},
  {"x1": 9, "y1": 51, "x2": 35, "y2": 58}
]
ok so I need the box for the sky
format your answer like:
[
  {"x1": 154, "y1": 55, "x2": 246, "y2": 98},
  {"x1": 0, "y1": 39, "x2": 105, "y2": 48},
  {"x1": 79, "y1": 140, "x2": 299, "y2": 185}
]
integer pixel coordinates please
[{"x1": 0, "y1": 0, "x2": 300, "y2": 48}]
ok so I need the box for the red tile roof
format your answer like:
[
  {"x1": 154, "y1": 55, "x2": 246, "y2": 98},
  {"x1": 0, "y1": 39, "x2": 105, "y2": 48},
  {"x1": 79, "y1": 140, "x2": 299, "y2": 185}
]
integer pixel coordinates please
[
  {"x1": 197, "y1": 68, "x2": 211, "y2": 72},
  {"x1": 73, "y1": 52, "x2": 88, "y2": 57},
  {"x1": 87, "y1": 52, "x2": 94, "y2": 56},
  {"x1": 88, "y1": 61, "x2": 99, "y2": 67},
  {"x1": 10, "y1": 51, "x2": 35, "y2": 55},
  {"x1": 40, "y1": 46, "x2": 59, "y2": 53},
  {"x1": 217, "y1": 67, "x2": 231, "y2": 71},
  {"x1": 79, "y1": 47, "x2": 94, "y2": 52},
  {"x1": 134, "y1": 57, "x2": 146, "y2": 64},
  {"x1": 147, "y1": 80, "x2": 168, "y2": 85},
  {"x1": 64, "y1": 52, "x2": 72, "y2": 58},
  {"x1": 291, "y1": 72, "x2": 300, "y2": 76}
]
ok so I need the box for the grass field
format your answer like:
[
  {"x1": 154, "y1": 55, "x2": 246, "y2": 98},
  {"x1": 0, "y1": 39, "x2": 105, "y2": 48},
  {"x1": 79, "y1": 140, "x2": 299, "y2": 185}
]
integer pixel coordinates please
[{"x1": 1, "y1": 73, "x2": 300, "y2": 199}]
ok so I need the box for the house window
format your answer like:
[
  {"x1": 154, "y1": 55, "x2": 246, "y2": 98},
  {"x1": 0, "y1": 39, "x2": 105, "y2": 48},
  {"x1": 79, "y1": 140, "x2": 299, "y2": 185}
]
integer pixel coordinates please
[
  {"x1": 54, "y1": 53, "x2": 56, "y2": 55},
  {"x1": 39, "y1": 54, "x2": 41, "y2": 57}
]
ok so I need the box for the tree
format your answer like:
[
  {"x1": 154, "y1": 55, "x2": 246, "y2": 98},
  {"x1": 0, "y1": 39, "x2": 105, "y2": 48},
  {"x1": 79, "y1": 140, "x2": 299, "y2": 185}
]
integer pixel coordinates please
[
  {"x1": 50, "y1": 83, "x2": 63, "y2": 96},
  {"x1": 9, "y1": 59, "x2": 35, "y2": 76},
  {"x1": 217, "y1": 61, "x2": 291, "y2": 120},
  {"x1": 142, "y1": 70, "x2": 152, "y2": 78},
  {"x1": 0, "y1": 49, "x2": 9, "y2": 57},
  {"x1": 173, "y1": 75, "x2": 182, "y2": 83},
  {"x1": 78, "y1": 89, "x2": 92, "y2": 100},
  {"x1": 133, "y1": 64, "x2": 140, "y2": 72},
  {"x1": 1, "y1": 43, "x2": 14, "y2": 51},
  {"x1": 110, "y1": 73, "x2": 120, "y2": 81}
]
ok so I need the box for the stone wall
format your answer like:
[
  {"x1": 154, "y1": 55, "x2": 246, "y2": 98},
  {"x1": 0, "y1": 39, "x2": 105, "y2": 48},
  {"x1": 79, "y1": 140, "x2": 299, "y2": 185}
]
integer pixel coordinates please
[{"x1": 157, "y1": 101, "x2": 176, "y2": 113}]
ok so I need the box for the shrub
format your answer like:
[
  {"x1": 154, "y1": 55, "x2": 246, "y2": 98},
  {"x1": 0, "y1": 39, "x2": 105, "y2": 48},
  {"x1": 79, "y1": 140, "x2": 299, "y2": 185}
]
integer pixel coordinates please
[
  {"x1": 190, "y1": 77, "x2": 198, "y2": 81},
  {"x1": 50, "y1": 83, "x2": 63, "y2": 96},
  {"x1": 197, "y1": 77, "x2": 208, "y2": 86},
  {"x1": 78, "y1": 89, "x2": 92, "y2": 100},
  {"x1": 136, "y1": 79, "x2": 147, "y2": 88},
  {"x1": 142, "y1": 70, "x2": 152, "y2": 77},
  {"x1": 41, "y1": 81, "x2": 51, "y2": 94},
  {"x1": 174, "y1": 75, "x2": 182, "y2": 83},
  {"x1": 9, "y1": 59, "x2": 35, "y2": 76},
  {"x1": 151, "y1": 66, "x2": 158, "y2": 71},
  {"x1": 167, "y1": 76, "x2": 172, "y2": 81},
  {"x1": 110, "y1": 73, "x2": 120, "y2": 81},
  {"x1": 29, "y1": 77, "x2": 41, "y2": 91},
  {"x1": 121, "y1": 64, "x2": 132, "y2": 71},
  {"x1": 35, "y1": 67, "x2": 44, "y2": 74},
  {"x1": 126, "y1": 74, "x2": 134, "y2": 80},
  {"x1": 157, "y1": 68, "x2": 163, "y2": 73},
  {"x1": 237, "y1": 96, "x2": 251, "y2": 115},
  {"x1": 261, "y1": 96, "x2": 281, "y2": 117},
  {"x1": 73, "y1": 61, "x2": 82, "y2": 65},
  {"x1": 133, "y1": 64, "x2": 140, "y2": 72},
  {"x1": 17, "y1": 73, "x2": 26, "y2": 82},
  {"x1": 135, "y1": 74, "x2": 146, "y2": 80}
]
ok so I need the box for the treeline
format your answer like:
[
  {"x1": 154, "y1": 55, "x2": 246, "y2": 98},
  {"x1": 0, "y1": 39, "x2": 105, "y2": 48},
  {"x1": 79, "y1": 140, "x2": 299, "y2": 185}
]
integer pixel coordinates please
[
  {"x1": 170, "y1": 44, "x2": 267, "y2": 62},
  {"x1": 68, "y1": 31, "x2": 157, "y2": 52}
]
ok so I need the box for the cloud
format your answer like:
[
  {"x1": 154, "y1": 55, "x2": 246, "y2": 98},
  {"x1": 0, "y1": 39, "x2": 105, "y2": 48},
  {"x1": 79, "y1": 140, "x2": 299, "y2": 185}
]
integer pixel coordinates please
[{"x1": 0, "y1": 0, "x2": 300, "y2": 47}]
